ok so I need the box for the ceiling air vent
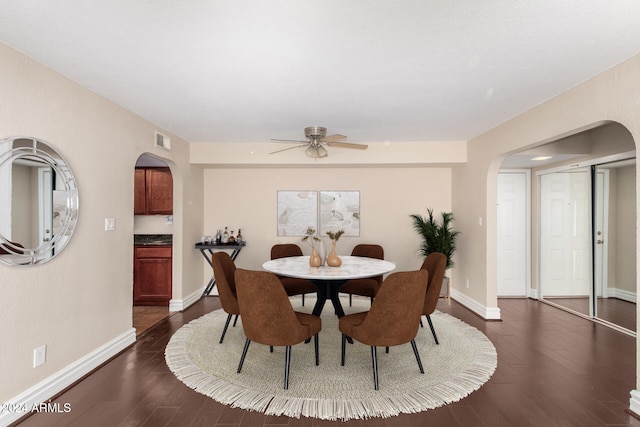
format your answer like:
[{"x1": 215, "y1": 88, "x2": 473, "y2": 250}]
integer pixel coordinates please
[{"x1": 155, "y1": 131, "x2": 171, "y2": 150}]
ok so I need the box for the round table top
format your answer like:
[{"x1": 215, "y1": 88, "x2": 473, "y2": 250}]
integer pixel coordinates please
[{"x1": 262, "y1": 255, "x2": 396, "y2": 280}]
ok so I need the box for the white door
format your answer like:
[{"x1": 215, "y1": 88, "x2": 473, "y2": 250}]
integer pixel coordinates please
[
  {"x1": 539, "y1": 170, "x2": 591, "y2": 297},
  {"x1": 497, "y1": 171, "x2": 528, "y2": 296}
]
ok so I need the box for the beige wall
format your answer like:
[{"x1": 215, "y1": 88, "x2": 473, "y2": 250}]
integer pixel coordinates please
[
  {"x1": 0, "y1": 42, "x2": 203, "y2": 403},
  {"x1": 201, "y1": 167, "x2": 453, "y2": 283}
]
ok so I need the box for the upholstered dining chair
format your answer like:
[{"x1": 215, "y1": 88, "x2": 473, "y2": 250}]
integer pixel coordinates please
[
  {"x1": 339, "y1": 269, "x2": 429, "y2": 390},
  {"x1": 270, "y1": 243, "x2": 317, "y2": 306},
  {"x1": 234, "y1": 269, "x2": 322, "y2": 389},
  {"x1": 419, "y1": 252, "x2": 447, "y2": 345},
  {"x1": 211, "y1": 252, "x2": 240, "y2": 344},
  {"x1": 339, "y1": 244, "x2": 384, "y2": 306}
]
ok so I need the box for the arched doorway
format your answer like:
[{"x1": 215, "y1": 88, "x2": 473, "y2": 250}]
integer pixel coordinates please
[
  {"x1": 132, "y1": 153, "x2": 174, "y2": 336},
  {"x1": 498, "y1": 122, "x2": 637, "y2": 334}
]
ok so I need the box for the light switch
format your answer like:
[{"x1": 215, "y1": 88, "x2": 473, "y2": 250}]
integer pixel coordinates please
[{"x1": 105, "y1": 217, "x2": 116, "y2": 231}]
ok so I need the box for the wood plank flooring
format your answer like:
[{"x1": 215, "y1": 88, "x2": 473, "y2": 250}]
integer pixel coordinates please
[{"x1": 13, "y1": 297, "x2": 640, "y2": 427}]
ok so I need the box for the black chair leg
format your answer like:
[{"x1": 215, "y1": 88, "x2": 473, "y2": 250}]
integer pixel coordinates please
[
  {"x1": 314, "y1": 334, "x2": 319, "y2": 365},
  {"x1": 233, "y1": 314, "x2": 239, "y2": 327},
  {"x1": 302, "y1": 294, "x2": 305, "y2": 306},
  {"x1": 284, "y1": 345, "x2": 292, "y2": 389},
  {"x1": 219, "y1": 313, "x2": 232, "y2": 343},
  {"x1": 237, "y1": 339, "x2": 251, "y2": 373},
  {"x1": 420, "y1": 318, "x2": 424, "y2": 327},
  {"x1": 411, "y1": 339, "x2": 424, "y2": 374},
  {"x1": 426, "y1": 314, "x2": 439, "y2": 344},
  {"x1": 349, "y1": 294, "x2": 352, "y2": 306},
  {"x1": 371, "y1": 346, "x2": 379, "y2": 390},
  {"x1": 270, "y1": 346, "x2": 274, "y2": 353},
  {"x1": 341, "y1": 333, "x2": 347, "y2": 366}
]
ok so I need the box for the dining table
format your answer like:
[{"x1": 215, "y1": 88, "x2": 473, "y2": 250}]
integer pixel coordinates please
[{"x1": 262, "y1": 255, "x2": 396, "y2": 318}]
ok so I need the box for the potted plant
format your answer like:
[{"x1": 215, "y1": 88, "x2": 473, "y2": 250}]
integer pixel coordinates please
[{"x1": 410, "y1": 209, "x2": 459, "y2": 296}]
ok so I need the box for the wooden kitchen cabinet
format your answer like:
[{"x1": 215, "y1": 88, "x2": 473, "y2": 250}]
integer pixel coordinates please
[
  {"x1": 134, "y1": 167, "x2": 173, "y2": 215},
  {"x1": 134, "y1": 245, "x2": 172, "y2": 305}
]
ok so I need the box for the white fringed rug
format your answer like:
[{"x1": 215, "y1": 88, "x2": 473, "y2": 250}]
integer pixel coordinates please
[{"x1": 165, "y1": 297, "x2": 496, "y2": 421}]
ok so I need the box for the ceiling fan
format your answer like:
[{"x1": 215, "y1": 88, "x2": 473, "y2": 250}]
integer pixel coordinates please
[{"x1": 270, "y1": 126, "x2": 368, "y2": 158}]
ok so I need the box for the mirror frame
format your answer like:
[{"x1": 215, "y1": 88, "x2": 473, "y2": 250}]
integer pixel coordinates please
[{"x1": 0, "y1": 137, "x2": 79, "y2": 266}]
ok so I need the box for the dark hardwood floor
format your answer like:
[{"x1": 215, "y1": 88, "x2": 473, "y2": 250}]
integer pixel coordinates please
[{"x1": 14, "y1": 297, "x2": 640, "y2": 427}]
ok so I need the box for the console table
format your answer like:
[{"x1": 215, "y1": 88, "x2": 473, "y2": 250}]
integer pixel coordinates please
[{"x1": 196, "y1": 241, "x2": 246, "y2": 298}]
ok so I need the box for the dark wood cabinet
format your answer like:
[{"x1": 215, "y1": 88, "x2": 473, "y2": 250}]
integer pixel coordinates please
[
  {"x1": 134, "y1": 245, "x2": 172, "y2": 305},
  {"x1": 134, "y1": 167, "x2": 173, "y2": 215}
]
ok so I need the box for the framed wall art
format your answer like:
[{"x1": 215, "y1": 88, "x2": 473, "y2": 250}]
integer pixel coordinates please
[
  {"x1": 276, "y1": 190, "x2": 318, "y2": 236},
  {"x1": 319, "y1": 191, "x2": 360, "y2": 237}
]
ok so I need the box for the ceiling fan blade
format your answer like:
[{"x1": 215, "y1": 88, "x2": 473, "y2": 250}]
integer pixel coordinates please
[
  {"x1": 327, "y1": 141, "x2": 368, "y2": 150},
  {"x1": 269, "y1": 144, "x2": 308, "y2": 154},
  {"x1": 270, "y1": 138, "x2": 309, "y2": 143},
  {"x1": 321, "y1": 134, "x2": 347, "y2": 143}
]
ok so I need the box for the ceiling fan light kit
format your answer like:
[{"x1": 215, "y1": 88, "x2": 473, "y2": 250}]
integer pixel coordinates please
[{"x1": 270, "y1": 126, "x2": 368, "y2": 158}]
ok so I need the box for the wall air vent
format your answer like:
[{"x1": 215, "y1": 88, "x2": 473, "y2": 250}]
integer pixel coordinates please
[{"x1": 155, "y1": 131, "x2": 171, "y2": 151}]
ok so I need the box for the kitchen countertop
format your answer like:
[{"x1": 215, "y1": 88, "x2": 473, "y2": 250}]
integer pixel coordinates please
[{"x1": 134, "y1": 234, "x2": 172, "y2": 246}]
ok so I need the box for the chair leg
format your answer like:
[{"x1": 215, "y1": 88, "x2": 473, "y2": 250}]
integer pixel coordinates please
[
  {"x1": 284, "y1": 345, "x2": 292, "y2": 389},
  {"x1": 237, "y1": 339, "x2": 251, "y2": 373},
  {"x1": 411, "y1": 339, "x2": 425, "y2": 374},
  {"x1": 420, "y1": 318, "x2": 424, "y2": 328},
  {"x1": 341, "y1": 333, "x2": 347, "y2": 366},
  {"x1": 233, "y1": 314, "x2": 239, "y2": 327},
  {"x1": 314, "y1": 334, "x2": 320, "y2": 366},
  {"x1": 270, "y1": 346, "x2": 274, "y2": 353},
  {"x1": 349, "y1": 294, "x2": 353, "y2": 306},
  {"x1": 426, "y1": 314, "x2": 439, "y2": 345},
  {"x1": 302, "y1": 293, "x2": 305, "y2": 306},
  {"x1": 371, "y1": 346, "x2": 379, "y2": 390},
  {"x1": 219, "y1": 314, "x2": 233, "y2": 343}
]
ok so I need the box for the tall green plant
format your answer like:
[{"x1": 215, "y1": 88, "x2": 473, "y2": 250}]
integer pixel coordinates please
[{"x1": 410, "y1": 208, "x2": 459, "y2": 270}]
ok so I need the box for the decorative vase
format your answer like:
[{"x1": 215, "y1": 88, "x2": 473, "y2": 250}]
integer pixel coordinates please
[
  {"x1": 317, "y1": 240, "x2": 327, "y2": 266},
  {"x1": 326, "y1": 241, "x2": 342, "y2": 267},
  {"x1": 309, "y1": 248, "x2": 322, "y2": 267}
]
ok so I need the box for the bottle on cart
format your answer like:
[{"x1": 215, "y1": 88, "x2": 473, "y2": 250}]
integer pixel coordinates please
[
  {"x1": 236, "y1": 229, "x2": 243, "y2": 244},
  {"x1": 222, "y1": 227, "x2": 230, "y2": 244},
  {"x1": 215, "y1": 229, "x2": 222, "y2": 245}
]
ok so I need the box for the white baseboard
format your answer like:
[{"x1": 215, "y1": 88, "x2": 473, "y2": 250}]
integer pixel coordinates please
[
  {"x1": 629, "y1": 390, "x2": 640, "y2": 418},
  {"x1": 450, "y1": 288, "x2": 501, "y2": 320},
  {"x1": 0, "y1": 328, "x2": 136, "y2": 427},
  {"x1": 607, "y1": 288, "x2": 637, "y2": 303},
  {"x1": 169, "y1": 287, "x2": 204, "y2": 312}
]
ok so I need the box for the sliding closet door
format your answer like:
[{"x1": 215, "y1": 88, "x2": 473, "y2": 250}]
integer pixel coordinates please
[
  {"x1": 593, "y1": 159, "x2": 636, "y2": 332},
  {"x1": 539, "y1": 168, "x2": 591, "y2": 316}
]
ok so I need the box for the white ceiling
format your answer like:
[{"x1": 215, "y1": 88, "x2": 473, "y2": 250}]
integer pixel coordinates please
[{"x1": 2, "y1": 1, "x2": 640, "y2": 145}]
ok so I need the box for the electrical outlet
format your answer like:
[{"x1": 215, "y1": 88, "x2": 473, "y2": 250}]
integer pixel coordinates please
[{"x1": 33, "y1": 345, "x2": 46, "y2": 368}]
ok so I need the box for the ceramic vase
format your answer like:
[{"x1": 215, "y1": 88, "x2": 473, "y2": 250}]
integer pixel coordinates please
[
  {"x1": 326, "y1": 241, "x2": 342, "y2": 267},
  {"x1": 309, "y1": 248, "x2": 322, "y2": 267},
  {"x1": 317, "y1": 240, "x2": 327, "y2": 266}
]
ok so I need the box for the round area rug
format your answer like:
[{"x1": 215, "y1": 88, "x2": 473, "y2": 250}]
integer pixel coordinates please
[{"x1": 165, "y1": 297, "x2": 497, "y2": 421}]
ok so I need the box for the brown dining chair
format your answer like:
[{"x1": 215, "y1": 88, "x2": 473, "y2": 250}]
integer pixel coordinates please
[
  {"x1": 270, "y1": 244, "x2": 317, "y2": 306},
  {"x1": 339, "y1": 244, "x2": 384, "y2": 306},
  {"x1": 419, "y1": 252, "x2": 447, "y2": 345},
  {"x1": 234, "y1": 269, "x2": 322, "y2": 389},
  {"x1": 339, "y1": 269, "x2": 428, "y2": 390},
  {"x1": 211, "y1": 252, "x2": 240, "y2": 343}
]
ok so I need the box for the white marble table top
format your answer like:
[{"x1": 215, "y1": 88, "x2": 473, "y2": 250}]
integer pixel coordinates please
[{"x1": 262, "y1": 255, "x2": 396, "y2": 280}]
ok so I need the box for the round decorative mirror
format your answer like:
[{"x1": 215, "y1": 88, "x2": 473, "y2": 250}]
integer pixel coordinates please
[{"x1": 0, "y1": 137, "x2": 79, "y2": 265}]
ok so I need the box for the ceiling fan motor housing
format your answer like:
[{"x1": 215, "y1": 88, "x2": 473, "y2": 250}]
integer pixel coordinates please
[{"x1": 305, "y1": 126, "x2": 327, "y2": 139}]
